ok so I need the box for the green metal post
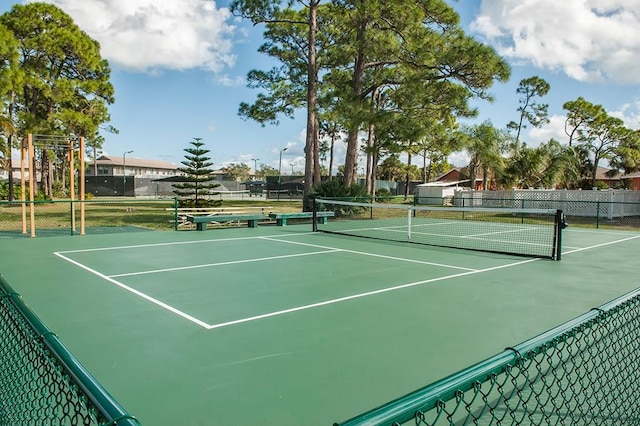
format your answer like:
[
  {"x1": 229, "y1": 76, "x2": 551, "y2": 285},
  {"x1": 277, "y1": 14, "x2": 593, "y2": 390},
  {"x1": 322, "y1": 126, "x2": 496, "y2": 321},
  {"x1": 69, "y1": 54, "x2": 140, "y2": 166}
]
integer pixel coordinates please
[
  {"x1": 70, "y1": 200, "x2": 74, "y2": 236},
  {"x1": 173, "y1": 197, "x2": 179, "y2": 231}
]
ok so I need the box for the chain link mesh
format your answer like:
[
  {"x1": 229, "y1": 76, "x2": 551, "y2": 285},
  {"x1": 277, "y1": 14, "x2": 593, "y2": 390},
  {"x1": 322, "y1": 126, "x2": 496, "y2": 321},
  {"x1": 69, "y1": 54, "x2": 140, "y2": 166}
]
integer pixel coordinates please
[
  {"x1": 0, "y1": 199, "x2": 175, "y2": 239},
  {"x1": 337, "y1": 293, "x2": 640, "y2": 426},
  {"x1": 0, "y1": 277, "x2": 139, "y2": 426}
]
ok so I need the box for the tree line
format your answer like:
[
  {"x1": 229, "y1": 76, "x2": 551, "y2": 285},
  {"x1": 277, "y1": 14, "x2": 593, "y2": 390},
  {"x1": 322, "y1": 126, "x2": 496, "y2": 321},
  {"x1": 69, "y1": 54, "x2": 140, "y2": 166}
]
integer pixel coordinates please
[
  {"x1": 0, "y1": 3, "x2": 115, "y2": 201},
  {"x1": 231, "y1": 0, "x2": 640, "y2": 194}
]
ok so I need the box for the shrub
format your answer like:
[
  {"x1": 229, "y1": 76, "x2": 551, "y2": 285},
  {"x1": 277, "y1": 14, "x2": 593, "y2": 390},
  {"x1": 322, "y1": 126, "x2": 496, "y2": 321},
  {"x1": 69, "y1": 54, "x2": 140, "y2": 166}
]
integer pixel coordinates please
[
  {"x1": 303, "y1": 179, "x2": 369, "y2": 211},
  {"x1": 375, "y1": 187, "x2": 392, "y2": 202}
]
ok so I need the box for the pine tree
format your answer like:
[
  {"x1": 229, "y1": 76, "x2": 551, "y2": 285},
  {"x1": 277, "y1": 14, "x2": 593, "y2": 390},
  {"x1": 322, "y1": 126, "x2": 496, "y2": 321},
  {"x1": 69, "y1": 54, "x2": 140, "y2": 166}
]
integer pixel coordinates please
[{"x1": 173, "y1": 138, "x2": 221, "y2": 207}]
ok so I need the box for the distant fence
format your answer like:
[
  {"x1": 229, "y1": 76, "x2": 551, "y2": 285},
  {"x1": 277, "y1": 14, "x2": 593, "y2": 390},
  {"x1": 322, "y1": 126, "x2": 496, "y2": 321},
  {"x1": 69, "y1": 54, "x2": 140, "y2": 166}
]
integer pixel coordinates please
[
  {"x1": 0, "y1": 275, "x2": 139, "y2": 425},
  {"x1": 85, "y1": 177, "x2": 246, "y2": 198},
  {"x1": 0, "y1": 199, "x2": 176, "y2": 239},
  {"x1": 335, "y1": 286, "x2": 640, "y2": 426},
  {"x1": 452, "y1": 189, "x2": 640, "y2": 218},
  {"x1": 415, "y1": 190, "x2": 640, "y2": 229}
]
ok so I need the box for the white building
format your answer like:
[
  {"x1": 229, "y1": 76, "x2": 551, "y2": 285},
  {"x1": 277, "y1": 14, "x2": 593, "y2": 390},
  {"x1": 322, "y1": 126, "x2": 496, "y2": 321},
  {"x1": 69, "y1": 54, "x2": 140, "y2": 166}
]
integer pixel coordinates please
[{"x1": 85, "y1": 155, "x2": 179, "y2": 179}]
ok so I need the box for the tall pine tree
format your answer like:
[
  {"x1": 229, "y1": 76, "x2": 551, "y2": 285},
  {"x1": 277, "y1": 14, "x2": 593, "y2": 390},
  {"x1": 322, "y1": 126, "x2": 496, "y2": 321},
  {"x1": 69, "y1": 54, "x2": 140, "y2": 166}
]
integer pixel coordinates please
[{"x1": 173, "y1": 138, "x2": 221, "y2": 207}]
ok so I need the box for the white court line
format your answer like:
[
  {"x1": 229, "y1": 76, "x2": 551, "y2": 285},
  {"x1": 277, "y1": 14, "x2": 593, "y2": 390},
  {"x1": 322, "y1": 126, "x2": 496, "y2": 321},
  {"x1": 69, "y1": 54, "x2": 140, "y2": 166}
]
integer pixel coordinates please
[
  {"x1": 562, "y1": 234, "x2": 640, "y2": 255},
  {"x1": 259, "y1": 236, "x2": 477, "y2": 272},
  {"x1": 109, "y1": 249, "x2": 342, "y2": 278},
  {"x1": 203, "y1": 233, "x2": 640, "y2": 330},
  {"x1": 55, "y1": 231, "x2": 640, "y2": 331},
  {"x1": 375, "y1": 227, "x2": 551, "y2": 249},
  {"x1": 54, "y1": 252, "x2": 211, "y2": 329},
  {"x1": 204, "y1": 258, "x2": 539, "y2": 330},
  {"x1": 56, "y1": 232, "x2": 315, "y2": 254}
]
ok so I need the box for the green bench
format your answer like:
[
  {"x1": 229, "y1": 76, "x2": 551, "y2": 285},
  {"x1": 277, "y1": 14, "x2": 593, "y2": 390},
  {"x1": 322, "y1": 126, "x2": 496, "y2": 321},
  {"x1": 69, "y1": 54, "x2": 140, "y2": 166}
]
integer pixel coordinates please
[
  {"x1": 187, "y1": 214, "x2": 269, "y2": 231},
  {"x1": 269, "y1": 211, "x2": 335, "y2": 226}
]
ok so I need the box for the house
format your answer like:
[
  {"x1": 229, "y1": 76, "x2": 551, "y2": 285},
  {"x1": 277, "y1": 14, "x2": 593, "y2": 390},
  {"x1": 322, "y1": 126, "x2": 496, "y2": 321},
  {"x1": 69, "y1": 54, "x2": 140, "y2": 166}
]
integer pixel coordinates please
[
  {"x1": 85, "y1": 155, "x2": 180, "y2": 197},
  {"x1": 415, "y1": 181, "x2": 467, "y2": 204},
  {"x1": 434, "y1": 167, "x2": 483, "y2": 190},
  {"x1": 621, "y1": 171, "x2": 640, "y2": 190},
  {"x1": 86, "y1": 155, "x2": 179, "y2": 179},
  {"x1": 594, "y1": 166, "x2": 622, "y2": 188}
]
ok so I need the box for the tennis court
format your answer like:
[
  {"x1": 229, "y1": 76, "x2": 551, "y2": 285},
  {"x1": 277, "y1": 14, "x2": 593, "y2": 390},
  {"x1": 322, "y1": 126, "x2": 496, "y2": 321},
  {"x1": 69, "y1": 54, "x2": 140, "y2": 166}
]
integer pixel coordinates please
[{"x1": 2, "y1": 214, "x2": 640, "y2": 425}]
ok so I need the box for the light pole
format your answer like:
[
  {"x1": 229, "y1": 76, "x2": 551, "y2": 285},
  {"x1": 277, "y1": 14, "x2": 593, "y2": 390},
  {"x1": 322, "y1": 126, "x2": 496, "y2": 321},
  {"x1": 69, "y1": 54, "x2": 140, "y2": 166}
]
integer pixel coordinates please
[
  {"x1": 278, "y1": 147, "x2": 288, "y2": 201},
  {"x1": 122, "y1": 150, "x2": 133, "y2": 196},
  {"x1": 251, "y1": 158, "x2": 259, "y2": 179}
]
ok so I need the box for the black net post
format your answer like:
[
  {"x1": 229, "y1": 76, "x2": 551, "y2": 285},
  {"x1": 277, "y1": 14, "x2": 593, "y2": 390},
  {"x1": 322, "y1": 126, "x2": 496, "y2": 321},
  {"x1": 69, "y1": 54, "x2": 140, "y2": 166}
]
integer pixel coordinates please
[
  {"x1": 312, "y1": 197, "x2": 318, "y2": 232},
  {"x1": 554, "y1": 209, "x2": 566, "y2": 261}
]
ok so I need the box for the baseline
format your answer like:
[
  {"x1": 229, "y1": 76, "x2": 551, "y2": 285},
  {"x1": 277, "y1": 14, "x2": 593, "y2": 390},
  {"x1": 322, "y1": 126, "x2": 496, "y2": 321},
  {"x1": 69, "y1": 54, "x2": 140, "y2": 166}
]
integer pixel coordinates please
[
  {"x1": 54, "y1": 252, "x2": 211, "y2": 328},
  {"x1": 52, "y1": 233, "x2": 640, "y2": 331}
]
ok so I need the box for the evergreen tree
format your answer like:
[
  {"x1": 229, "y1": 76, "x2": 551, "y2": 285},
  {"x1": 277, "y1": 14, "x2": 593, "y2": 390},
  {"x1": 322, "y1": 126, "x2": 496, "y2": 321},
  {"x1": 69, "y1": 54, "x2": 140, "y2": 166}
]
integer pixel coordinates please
[{"x1": 173, "y1": 138, "x2": 221, "y2": 207}]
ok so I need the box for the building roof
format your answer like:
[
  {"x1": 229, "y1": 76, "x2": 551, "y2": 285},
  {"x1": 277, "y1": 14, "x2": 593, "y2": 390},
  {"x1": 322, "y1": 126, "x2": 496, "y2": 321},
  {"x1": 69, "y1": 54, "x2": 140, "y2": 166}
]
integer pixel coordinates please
[
  {"x1": 621, "y1": 171, "x2": 640, "y2": 179},
  {"x1": 595, "y1": 166, "x2": 622, "y2": 181},
  {"x1": 93, "y1": 155, "x2": 177, "y2": 170},
  {"x1": 434, "y1": 167, "x2": 482, "y2": 183},
  {"x1": 416, "y1": 180, "x2": 470, "y2": 187}
]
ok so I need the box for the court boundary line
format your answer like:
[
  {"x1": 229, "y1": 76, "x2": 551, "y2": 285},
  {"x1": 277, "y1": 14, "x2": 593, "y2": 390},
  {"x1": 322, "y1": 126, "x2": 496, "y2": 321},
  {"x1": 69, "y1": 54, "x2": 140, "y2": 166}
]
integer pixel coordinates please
[
  {"x1": 54, "y1": 252, "x2": 211, "y2": 328},
  {"x1": 56, "y1": 232, "x2": 315, "y2": 254},
  {"x1": 53, "y1": 232, "x2": 640, "y2": 331},
  {"x1": 203, "y1": 258, "x2": 539, "y2": 330},
  {"x1": 259, "y1": 236, "x2": 478, "y2": 271},
  {"x1": 109, "y1": 249, "x2": 342, "y2": 278}
]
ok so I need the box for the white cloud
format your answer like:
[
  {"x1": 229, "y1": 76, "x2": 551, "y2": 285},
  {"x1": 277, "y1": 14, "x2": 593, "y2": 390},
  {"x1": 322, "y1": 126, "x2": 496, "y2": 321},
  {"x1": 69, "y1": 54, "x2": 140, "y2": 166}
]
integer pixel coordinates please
[
  {"x1": 216, "y1": 74, "x2": 245, "y2": 87},
  {"x1": 34, "y1": 0, "x2": 236, "y2": 73},
  {"x1": 472, "y1": 0, "x2": 640, "y2": 83},
  {"x1": 609, "y1": 101, "x2": 640, "y2": 130},
  {"x1": 527, "y1": 115, "x2": 568, "y2": 146}
]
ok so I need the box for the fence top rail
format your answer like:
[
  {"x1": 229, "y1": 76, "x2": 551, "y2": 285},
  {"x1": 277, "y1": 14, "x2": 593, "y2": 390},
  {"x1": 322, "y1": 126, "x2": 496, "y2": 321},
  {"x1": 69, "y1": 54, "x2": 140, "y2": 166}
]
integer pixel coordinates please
[{"x1": 0, "y1": 274, "x2": 140, "y2": 425}]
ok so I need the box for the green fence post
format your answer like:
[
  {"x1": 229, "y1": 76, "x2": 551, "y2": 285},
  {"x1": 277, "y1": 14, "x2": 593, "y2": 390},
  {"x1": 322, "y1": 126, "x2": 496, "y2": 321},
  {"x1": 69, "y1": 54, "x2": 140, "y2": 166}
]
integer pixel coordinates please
[
  {"x1": 173, "y1": 197, "x2": 179, "y2": 231},
  {"x1": 70, "y1": 200, "x2": 74, "y2": 236}
]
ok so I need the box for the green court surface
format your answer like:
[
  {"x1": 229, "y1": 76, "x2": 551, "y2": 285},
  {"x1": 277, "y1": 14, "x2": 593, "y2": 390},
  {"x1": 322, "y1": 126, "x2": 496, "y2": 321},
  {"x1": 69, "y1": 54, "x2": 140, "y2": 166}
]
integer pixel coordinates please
[{"x1": 2, "y1": 224, "x2": 640, "y2": 425}]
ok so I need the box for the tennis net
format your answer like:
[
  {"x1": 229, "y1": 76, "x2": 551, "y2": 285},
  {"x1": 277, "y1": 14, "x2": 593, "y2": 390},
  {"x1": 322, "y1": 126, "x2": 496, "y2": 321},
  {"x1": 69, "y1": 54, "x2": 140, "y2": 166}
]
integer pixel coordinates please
[{"x1": 313, "y1": 199, "x2": 565, "y2": 260}]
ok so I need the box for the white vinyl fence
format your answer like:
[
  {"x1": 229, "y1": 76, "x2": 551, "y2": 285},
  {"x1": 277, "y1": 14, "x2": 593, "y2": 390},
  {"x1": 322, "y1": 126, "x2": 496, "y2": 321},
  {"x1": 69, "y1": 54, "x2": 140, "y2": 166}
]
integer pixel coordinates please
[{"x1": 452, "y1": 189, "x2": 640, "y2": 219}]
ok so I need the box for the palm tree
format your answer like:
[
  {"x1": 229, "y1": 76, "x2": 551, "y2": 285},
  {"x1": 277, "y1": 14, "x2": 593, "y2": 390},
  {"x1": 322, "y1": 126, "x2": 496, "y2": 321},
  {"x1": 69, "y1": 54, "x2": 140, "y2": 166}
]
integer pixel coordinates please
[{"x1": 463, "y1": 121, "x2": 506, "y2": 190}]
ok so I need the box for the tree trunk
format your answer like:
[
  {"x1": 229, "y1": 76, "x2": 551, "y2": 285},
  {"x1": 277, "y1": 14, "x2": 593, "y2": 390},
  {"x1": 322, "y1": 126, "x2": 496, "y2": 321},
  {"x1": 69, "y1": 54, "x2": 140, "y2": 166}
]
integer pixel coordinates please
[
  {"x1": 313, "y1": 113, "x2": 321, "y2": 186},
  {"x1": 371, "y1": 148, "x2": 379, "y2": 197},
  {"x1": 329, "y1": 134, "x2": 335, "y2": 180},
  {"x1": 343, "y1": 19, "x2": 367, "y2": 186},
  {"x1": 365, "y1": 122, "x2": 374, "y2": 193},
  {"x1": 7, "y1": 92, "x2": 16, "y2": 201},
  {"x1": 404, "y1": 154, "x2": 412, "y2": 200},
  {"x1": 303, "y1": 1, "x2": 319, "y2": 198},
  {"x1": 422, "y1": 150, "x2": 427, "y2": 183}
]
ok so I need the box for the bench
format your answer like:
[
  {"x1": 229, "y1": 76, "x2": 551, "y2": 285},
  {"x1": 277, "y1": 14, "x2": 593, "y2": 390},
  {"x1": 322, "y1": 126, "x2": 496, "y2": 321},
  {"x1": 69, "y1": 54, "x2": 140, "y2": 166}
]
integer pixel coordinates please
[
  {"x1": 268, "y1": 211, "x2": 335, "y2": 226},
  {"x1": 168, "y1": 206, "x2": 272, "y2": 229},
  {"x1": 186, "y1": 214, "x2": 269, "y2": 231}
]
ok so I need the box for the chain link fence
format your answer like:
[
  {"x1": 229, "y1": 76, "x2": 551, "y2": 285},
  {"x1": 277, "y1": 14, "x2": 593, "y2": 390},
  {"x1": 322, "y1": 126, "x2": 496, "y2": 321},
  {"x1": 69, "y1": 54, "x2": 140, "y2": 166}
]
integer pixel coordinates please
[
  {"x1": 0, "y1": 199, "x2": 176, "y2": 239},
  {"x1": 0, "y1": 275, "x2": 139, "y2": 425},
  {"x1": 336, "y1": 288, "x2": 640, "y2": 426}
]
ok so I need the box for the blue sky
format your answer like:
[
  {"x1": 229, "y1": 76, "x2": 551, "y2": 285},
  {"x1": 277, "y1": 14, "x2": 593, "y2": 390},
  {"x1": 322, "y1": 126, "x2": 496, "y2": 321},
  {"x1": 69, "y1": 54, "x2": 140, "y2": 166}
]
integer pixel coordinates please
[{"x1": 2, "y1": 0, "x2": 640, "y2": 173}]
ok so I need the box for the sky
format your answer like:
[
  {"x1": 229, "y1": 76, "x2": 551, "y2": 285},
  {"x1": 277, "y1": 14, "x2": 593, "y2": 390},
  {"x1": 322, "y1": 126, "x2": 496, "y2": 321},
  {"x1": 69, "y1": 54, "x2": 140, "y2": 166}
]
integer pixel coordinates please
[{"x1": 2, "y1": 0, "x2": 640, "y2": 173}]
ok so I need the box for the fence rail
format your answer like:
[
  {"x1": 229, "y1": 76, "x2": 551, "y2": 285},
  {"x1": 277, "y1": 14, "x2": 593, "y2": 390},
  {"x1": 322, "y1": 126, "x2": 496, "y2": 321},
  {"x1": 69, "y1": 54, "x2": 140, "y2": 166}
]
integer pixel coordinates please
[
  {"x1": 0, "y1": 275, "x2": 140, "y2": 425},
  {"x1": 335, "y1": 287, "x2": 640, "y2": 426},
  {"x1": 0, "y1": 199, "x2": 177, "y2": 239},
  {"x1": 416, "y1": 196, "x2": 640, "y2": 230}
]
